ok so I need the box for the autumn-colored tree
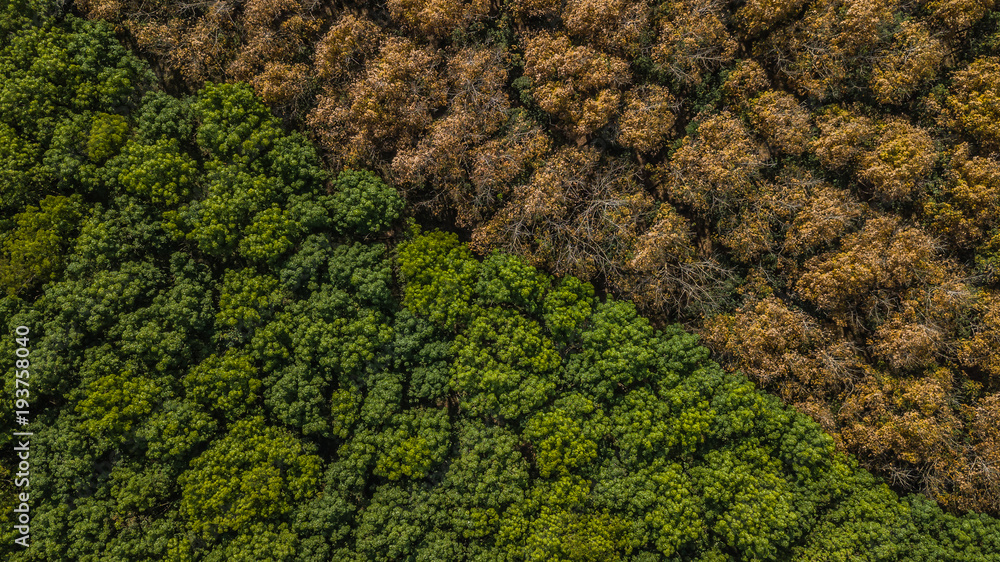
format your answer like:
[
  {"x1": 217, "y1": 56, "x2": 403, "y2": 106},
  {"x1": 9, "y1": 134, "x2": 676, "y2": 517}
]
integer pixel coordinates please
[
  {"x1": 249, "y1": 62, "x2": 313, "y2": 116},
  {"x1": 722, "y1": 59, "x2": 771, "y2": 103},
  {"x1": 308, "y1": 36, "x2": 448, "y2": 168},
  {"x1": 778, "y1": 172, "x2": 865, "y2": 257},
  {"x1": 82, "y1": 0, "x2": 326, "y2": 110},
  {"x1": 127, "y1": 3, "x2": 241, "y2": 84},
  {"x1": 924, "y1": 144, "x2": 1000, "y2": 250},
  {"x1": 391, "y1": 46, "x2": 511, "y2": 220},
  {"x1": 623, "y1": 202, "x2": 734, "y2": 315},
  {"x1": 506, "y1": 0, "x2": 561, "y2": 23},
  {"x1": 870, "y1": 21, "x2": 946, "y2": 105},
  {"x1": 838, "y1": 367, "x2": 964, "y2": 498},
  {"x1": 811, "y1": 105, "x2": 877, "y2": 170},
  {"x1": 957, "y1": 290, "x2": 1000, "y2": 381},
  {"x1": 967, "y1": 393, "x2": 1000, "y2": 509},
  {"x1": 628, "y1": 203, "x2": 695, "y2": 273},
  {"x1": 520, "y1": 32, "x2": 631, "y2": 141},
  {"x1": 715, "y1": 184, "x2": 788, "y2": 264},
  {"x1": 388, "y1": 0, "x2": 490, "y2": 39},
  {"x1": 702, "y1": 167, "x2": 863, "y2": 264},
  {"x1": 734, "y1": 0, "x2": 810, "y2": 38},
  {"x1": 654, "y1": 111, "x2": 767, "y2": 217},
  {"x1": 313, "y1": 13, "x2": 383, "y2": 84},
  {"x1": 763, "y1": 0, "x2": 899, "y2": 100},
  {"x1": 857, "y1": 119, "x2": 937, "y2": 204},
  {"x1": 869, "y1": 281, "x2": 977, "y2": 374},
  {"x1": 562, "y1": 0, "x2": 651, "y2": 57},
  {"x1": 651, "y1": 0, "x2": 737, "y2": 86},
  {"x1": 703, "y1": 296, "x2": 860, "y2": 407},
  {"x1": 463, "y1": 111, "x2": 551, "y2": 225},
  {"x1": 795, "y1": 216, "x2": 944, "y2": 326},
  {"x1": 948, "y1": 56, "x2": 1000, "y2": 151},
  {"x1": 815, "y1": 111, "x2": 937, "y2": 205},
  {"x1": 748, "y1": 90, "x2": 813, "y2": 156},
  {"x1": 228, "y1": 0, "x2": 324, "y2": 83},
  {"x1": 473, "y1": 148, "x2": 652, "y2": 281},
  {"x1": 925, "y1": 0, "x2": 998, "y2": 33},
  {"x1": 616, "y1": 84, "x2": 677, "y2": 156}
]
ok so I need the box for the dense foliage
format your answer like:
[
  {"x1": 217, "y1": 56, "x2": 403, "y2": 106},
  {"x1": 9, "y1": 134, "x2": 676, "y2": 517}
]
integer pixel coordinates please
[
  {"x1": 2, "y1": 3, "x2": 1000, "y2": 561},
  {"x1": 68, "y1": 0, "x2": 1000, "y2": 513}
]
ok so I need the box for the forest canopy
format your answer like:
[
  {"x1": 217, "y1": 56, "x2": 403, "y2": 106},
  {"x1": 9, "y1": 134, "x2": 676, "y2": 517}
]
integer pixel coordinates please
[
  {"x1": 56, "y1": 0, "x2": 1000, "y2": 514},
  {"x1": 3, "y1": 1, "x2": 1000, "y2": 561}
]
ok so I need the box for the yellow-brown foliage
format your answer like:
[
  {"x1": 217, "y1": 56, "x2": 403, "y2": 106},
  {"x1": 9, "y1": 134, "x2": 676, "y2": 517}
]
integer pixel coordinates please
[
  {"x1": 957, "y1": 291, "x2": 1000, "y2": 381},
  {"x1": 870, "y1": 21, "x2": 946, "y2": 105},
  {"x1": 522, "y1": 32, "x2": 631, "y2": 141},
  {"x1": 925, "y1": 144, "x2": 1000, "y2": 249},
  {"x1": 563, "y1": 0, "x2": 651, "y2": 56},
  {"x1": 839, "y1": 367, "x2": 965, "y2": 493},
  {"x1": 124, "y1": 0, "x2": 324, "y2": 88},
  {"x1": 780, "y1": 174, "x2": 864, "y2": 256},
  {"x1": 250, "y1": 62, "x2": 311, "y2": 113},
  {"x1": 715, "y1": 171, "x2": 862, "y2": 263},
  {"x1": 857, "y1": 119, "x2": 937, "y2": 203},
  {"x1": 811, "y1": 105, "x2": 876, "y2": 170},
  {"x1": 230, "y1": 0, "x2": 323, "y2": 83},
  {"x1": 871, "y1": 281, "x2": 976, "y2": 372},
  {"x1": 795, "y1": 216, "x2": 943, "y2": 325},
  {"x1": 873, "y1": 319, "x2": 944, "y2": 372},
  {"x1": 713, "y1": 171, "x2": 843, "y2": 263},
  {"x1": 966, "y1": 393, "x2": 1000, "y2": 509},
  {"x1": 616, "y1": 85, "x2": 677, "y2": 156},
  {"x1": 926, "y1": 0, "x2": 998, "y2": 33},
  {"x1": 467, "y1": 114, "x2": 552, "y2": 224},
  {"x1": 717, "y1": 201, "x2": 783, "y2": 263},
  {"x1": 655, "y1": 112, "x2": 767, "y2": 216},
  {"x1": 629, "y1": 203, "x2": 695, "y2": 272},
  {"x1": 77, "y1": 0, "x2": 123, "y2": 20},
  {"x1": 313, "y1": 14, "x2": 383, "y2": 83},
  {"x1": 722, "y1": 59, "x2": 771, "y2": 103},
  {"x1": 308, "y1": 37, "x2": 448, "y2": 168},
  {"x1": 764, "y1": 0, "x2": 898, "y2": 100},
  {"x1": 507, "y1": 0, "x2": 561, "y2": 22},
  {"x1": 734, "y1": 0, "x2": 810, "y2": 37},
  {"x1": 652, "y1": 0, "x2": 737, "y2": 86},
  {"x1": 748, "y1": 90, "x2": 812, "y2": 156},
  {"x1": 619, "y1": 255, "x2": 734, "y2": 317},
  {"x1": 472, "y1": 148, "x2": 653, "y2": 280},
  {"x1": 948, "y1": 56, "x2": 1000, "y2": 151},
  {"x1": 387, "y1": 0, "x2": 490, "y2": 39},
  {"x1": 130, "y1": 7, "x2": 240, "y2": 84},
  {"x1": 391, "y1": 47, "x2": 512, "y2": 221},
  {"x1": 703, "y1": 296, "x2": 861, "y2": 401}
]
